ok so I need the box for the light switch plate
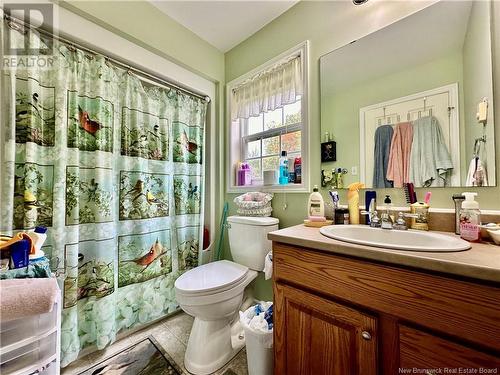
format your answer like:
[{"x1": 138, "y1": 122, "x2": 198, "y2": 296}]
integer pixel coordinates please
[{"x1": 477, "y1": 99, "x2": 488, "y2": 124}]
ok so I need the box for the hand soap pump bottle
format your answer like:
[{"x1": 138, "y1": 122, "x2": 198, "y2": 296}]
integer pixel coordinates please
[
  {"x1": 279, "y1": 151, "x2": 289, "y2": 185},
  {"x1": 459, "y1": 192, "x2": 481, "y2": 242},
  {"x1": 308, "y1": 185, "x2": 325, "y2": 217}
]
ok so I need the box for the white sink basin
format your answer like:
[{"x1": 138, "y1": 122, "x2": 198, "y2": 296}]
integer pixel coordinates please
[{"x1": 319, "y1": 225, "x2": 471, "y2": 252}]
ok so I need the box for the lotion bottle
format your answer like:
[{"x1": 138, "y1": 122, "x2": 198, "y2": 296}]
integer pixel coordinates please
[
  {"x1": 307, "y1": 185, "x2": 325, "y2": 217},
  {"x1": 459, "y1": 192, "x2": 481, "y2": 242}
]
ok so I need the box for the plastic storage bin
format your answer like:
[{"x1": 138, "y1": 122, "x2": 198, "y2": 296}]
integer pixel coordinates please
[
  {"x1": 0, "y1": 331, "x2": 57, "y2": 375},
  {"x1": 0, "y1": 309, "x2": 57, "y2": 350}
]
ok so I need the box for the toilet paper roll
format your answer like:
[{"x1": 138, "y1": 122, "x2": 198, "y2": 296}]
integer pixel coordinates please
[{"x1": 263, "y1": 170, "x2": 276, "y2": 185}]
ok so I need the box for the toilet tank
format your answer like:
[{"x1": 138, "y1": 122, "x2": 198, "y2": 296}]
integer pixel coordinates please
[{"x1": 227, "y1": 216, "x2": 279, "y2": 271}]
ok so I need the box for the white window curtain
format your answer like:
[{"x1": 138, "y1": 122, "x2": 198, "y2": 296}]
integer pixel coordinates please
[{"x1": 231, "y1": 56, "x2": 302, "y2": 120}]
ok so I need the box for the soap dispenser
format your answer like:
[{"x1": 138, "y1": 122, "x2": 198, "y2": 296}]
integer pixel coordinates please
[{"x1": 459, "y1": 192, "x2": 481, "y2": 242}]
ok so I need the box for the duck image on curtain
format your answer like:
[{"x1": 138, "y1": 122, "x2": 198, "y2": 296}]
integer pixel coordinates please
[{"x1": 0, "y1": 19, "x2": 208, "y2": 367}]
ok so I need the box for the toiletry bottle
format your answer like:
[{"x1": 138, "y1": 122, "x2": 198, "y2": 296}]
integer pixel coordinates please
[
  {"x1": 452, "y1": 194, "x2": 465, "y2": 235},
  {"x1": 365, "y1": 191, "x2": 377, "y2": 225},
  {"x1": 336, "y1": 168, "x2": 344, "y2": 189},
  {"x1": 307, "y1": 185, "x2": 325, "y2": 217},
  {"x1": 410, "y1": 202, "x2": 429, "y2": 231},
  {"x1": 383, "y1": 195, "x2": 394, "y2": 221},
  {"x1": 294, "y1": 157, "x2": 301, "y2": 184},
  {"x1": 459, "y1": 192, "x2": 481, "y2": 242},
  {"x1": 237, "y1": 162, "x2": 244, "y2": 186},
  {"x1": 288, "y1": 157, "x2": 295, "y2": 183},
  {"x1": 279, "y1": 151, "x2": 289, "y2": 185},
  {"x1": 347, "y1": 182, "x2": 364, "y2": 225},
  {"x1": 243, "y1": 163, "x2": 252, "y2": 185}
]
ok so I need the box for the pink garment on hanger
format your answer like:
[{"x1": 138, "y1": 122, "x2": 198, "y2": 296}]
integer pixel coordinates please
[{"x1": 386, "y1": 122, "x2": 413, "y2": 188}]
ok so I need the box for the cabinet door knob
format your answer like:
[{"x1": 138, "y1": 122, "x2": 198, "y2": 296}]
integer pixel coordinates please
[{"x1": 361, "y1": 331, "x2": 372, "y2": 340}]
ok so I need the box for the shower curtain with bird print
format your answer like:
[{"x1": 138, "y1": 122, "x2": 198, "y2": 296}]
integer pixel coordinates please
[{"x1": 0, "y1": 20, "x2": 207, "y2": 366}]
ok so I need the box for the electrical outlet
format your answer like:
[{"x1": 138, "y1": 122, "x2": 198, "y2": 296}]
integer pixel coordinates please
[{"x1": 351, "y1": 166, "x2": 358, "y2": 176}]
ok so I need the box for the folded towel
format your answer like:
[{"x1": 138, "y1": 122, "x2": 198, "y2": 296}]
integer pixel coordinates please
[{"x1": 0, "y1": 277, "x2": 59, "y2": 321}]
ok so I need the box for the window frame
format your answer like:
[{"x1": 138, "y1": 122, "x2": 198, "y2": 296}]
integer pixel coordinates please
[{"x1": 226, "y1": 41, "x2": 310, "y2": 193}]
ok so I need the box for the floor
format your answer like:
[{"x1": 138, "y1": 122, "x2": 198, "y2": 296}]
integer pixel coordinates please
[{"x1": 61, "y1": 312, "x2": 248, "y2": 375}]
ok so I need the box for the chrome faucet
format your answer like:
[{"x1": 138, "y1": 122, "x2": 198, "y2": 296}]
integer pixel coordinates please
[
  {"x1": 380, "y1": 212, "x2": 393, "y2": 229},
  {"x1": 392, "y1": 212, "x2": 423, "y2": 230}
]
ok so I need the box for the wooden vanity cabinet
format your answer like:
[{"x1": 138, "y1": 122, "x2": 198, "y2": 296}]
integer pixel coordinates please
[{"x1": 273, "y1": 242, "x2": 500, "y2": 375}]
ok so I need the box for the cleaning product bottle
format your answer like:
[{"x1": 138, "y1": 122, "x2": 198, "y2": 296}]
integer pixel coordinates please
[
  {"x1": 294, "y1": 157, "x2": 301, "y2": 184},
  {"x1": 27, "y1": 226, "x2": 48, "y2": 260},
  {"x1": 288, "y1": 157, "x2": 295, "y2": 183},
  {"x1": 347, "y1": 182, "x2": 364, "y2": 224},
  {"x1": 279, "y1": 151, "x2": 289, "y2": 185},
  {"x1": 307, "y1": 185, "x2": 325, "y2": 217},
  {"x1": 459, "y1": 192, "x2": 481, "y2": 242}
]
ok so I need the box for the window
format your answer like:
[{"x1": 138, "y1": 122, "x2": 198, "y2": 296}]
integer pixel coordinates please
[
  {"x1": 242, "y1": 98, "x2": 302, "y2": 181},
  {"x1": 227, "y1": 41, "x2": 309, "y2": 193}
]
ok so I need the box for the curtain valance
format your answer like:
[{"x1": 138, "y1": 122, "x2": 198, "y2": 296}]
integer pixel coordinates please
[{"x1": 231, "y1": 56, "x2": 302, "y2": 120}]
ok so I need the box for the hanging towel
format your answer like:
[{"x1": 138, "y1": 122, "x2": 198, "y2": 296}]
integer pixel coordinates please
[
  {"x1": 466, "y1": 157, "x2": 488, "y2": 187},
  {"x1": 409, "y1": 116, "x2": 453, "y2": 187},
  {"x1": 373, "y1": 125, "x2": 394, "y2": 188},
  {"x1": 387, "y1": 122, "x2": 413, "y2": 188}
]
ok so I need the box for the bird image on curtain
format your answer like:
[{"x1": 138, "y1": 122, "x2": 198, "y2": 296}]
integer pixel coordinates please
[{"x1": 0, "y1": 18, "x2": 207, "y2": 367}]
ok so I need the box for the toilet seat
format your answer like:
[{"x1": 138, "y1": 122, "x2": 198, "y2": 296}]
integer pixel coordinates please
[{"x1": 175, "y1": 260, "x2": 249, "y2": 296}]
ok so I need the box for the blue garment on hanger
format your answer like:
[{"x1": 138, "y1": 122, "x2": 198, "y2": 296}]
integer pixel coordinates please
[{"x1": 373, "y1": 125, "x2": 394, "y2": 188}]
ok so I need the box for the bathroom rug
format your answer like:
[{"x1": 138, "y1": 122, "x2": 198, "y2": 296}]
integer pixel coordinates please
[{"x1": 79, "y1": 336, "x2": 182, "y2": 375}]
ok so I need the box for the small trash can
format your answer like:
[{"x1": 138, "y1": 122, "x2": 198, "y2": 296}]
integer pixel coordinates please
[{"x1": 239, "y1": 302, "x2": 273, "y2": 375}]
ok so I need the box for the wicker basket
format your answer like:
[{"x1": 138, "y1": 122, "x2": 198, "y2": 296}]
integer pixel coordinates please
[{"x1": 234, "y1": 192, "x2": 273, "y2": 217}]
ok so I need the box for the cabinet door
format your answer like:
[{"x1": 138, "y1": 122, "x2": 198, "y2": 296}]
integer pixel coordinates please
[
  {"x1": 399, "y1": 325, "x2": 500, "y2": 372},
  {"x1": 274, "y1": 283, "x2": 377, "y2": 375}
]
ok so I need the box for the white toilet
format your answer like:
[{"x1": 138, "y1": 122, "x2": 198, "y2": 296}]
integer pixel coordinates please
[{"x1": 175, "y1": 215, "x2": 279, "y2": 375}]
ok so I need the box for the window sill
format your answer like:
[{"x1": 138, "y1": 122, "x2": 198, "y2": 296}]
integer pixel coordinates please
[{"x1": 227, "y1": 183, "x2": 309, "y2": 194}]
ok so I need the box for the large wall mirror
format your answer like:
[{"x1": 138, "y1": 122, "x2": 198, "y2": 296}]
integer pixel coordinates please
[{"x1": 320, "y1": 0, "x2": 496, "y2": 188}]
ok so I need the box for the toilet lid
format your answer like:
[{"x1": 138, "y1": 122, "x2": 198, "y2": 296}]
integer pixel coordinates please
[{"x1": 175, "y1": 260, "x2": 249, "y2": 295}]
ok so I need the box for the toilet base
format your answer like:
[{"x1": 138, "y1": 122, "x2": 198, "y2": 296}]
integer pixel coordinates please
[{"x1": 184, "y1": 318, "x2": 245, "y2": 375}]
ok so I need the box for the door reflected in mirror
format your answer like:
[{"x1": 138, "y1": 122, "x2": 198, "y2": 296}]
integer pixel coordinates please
[{"x1": 320, "y1": 0, "x2": 495, "y2": 188}]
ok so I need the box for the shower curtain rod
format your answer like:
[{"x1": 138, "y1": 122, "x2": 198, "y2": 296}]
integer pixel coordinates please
[{"x1": 3, "y1": 14, "x2": 211, "y2": 103}]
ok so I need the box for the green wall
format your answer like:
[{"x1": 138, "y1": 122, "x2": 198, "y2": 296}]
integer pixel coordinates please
[
  {"x1": 224, "y1": 1, "x2": 500, "y2": 300},
  {"x1": 463, "y1": 0, "x2": 496, "y2": 185},
  {"x1": 59, "y1": 1, "x2": 224, "y2": 82}
]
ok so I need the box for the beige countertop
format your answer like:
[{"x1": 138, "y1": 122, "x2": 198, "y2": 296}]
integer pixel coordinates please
[{"x1": 268, "y1": 224, "x2": 500, "y2": 283}]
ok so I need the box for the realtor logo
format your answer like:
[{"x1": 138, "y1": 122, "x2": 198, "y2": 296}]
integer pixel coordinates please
[{"x1": 2, "y1": 3, "x2": 55, "y2": 69}]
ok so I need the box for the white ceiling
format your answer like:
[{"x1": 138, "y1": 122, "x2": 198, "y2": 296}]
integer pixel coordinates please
[{"x1": 150, "y1": 0, "x2": 298, "y2": 52}]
